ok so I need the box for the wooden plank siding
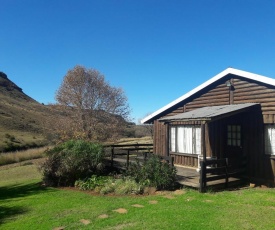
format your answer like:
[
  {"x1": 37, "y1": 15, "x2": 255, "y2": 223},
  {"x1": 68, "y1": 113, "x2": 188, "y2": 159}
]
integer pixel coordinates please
[
  {"x1": 153, "y1": 74, "x2": 275, "y2": 185},
  {"x1": 153, "y1": 120, "x2": 168, "y2": 156}
]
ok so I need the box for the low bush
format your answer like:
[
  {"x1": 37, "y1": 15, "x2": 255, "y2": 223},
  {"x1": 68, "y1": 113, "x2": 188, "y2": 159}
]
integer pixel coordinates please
[
  {"x1": 100, "y1": 177, "x2": 143, "y2": 195},
  {"x1": 125, "y1": 154, "x2": 177, "y2": 190},
  {"x1": 40, "y1": 140, "x2": 105, "y2": 187},
  {"x1": 75, "y1": 175, "x2": 143, "y2": 195}
]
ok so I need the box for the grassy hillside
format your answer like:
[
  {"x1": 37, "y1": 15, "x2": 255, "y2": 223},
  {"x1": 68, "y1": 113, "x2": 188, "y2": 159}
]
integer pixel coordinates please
[{"x1": 0, "y1": 72, "x2": 56, "y2": 151}]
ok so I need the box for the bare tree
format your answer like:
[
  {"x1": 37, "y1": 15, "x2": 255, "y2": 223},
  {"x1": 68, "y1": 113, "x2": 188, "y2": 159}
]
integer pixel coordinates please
[{"x1": 54, "y1": 65, "x2": 130, "y2": 141}]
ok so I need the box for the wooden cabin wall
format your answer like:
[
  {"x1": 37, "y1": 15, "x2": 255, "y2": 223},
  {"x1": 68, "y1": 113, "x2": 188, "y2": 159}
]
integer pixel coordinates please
[
  {"x1": 153, "y1": 120, "x2": 168, "y2": 156},
  {"x1": 153, "y1": 74, "x2": 275, "y2": 184},
  {"x1": 163, "y1": 78, "x2": 231, "y2": 117},
  {"x1": 233, "y1": 77, "x2": 275, "y2": 123},
  {"x1": 232, "y1": 77, "x2": 275, "y2": 184},
  {"x1": 170, "y1": 153, "x2": 198, "y2": 167},
  {"x1": 204, "y1": 108, "x2": 275, "y2": 184},
  {"x1": 185, "y1": 81, "x2": 230, "y2": 111}
]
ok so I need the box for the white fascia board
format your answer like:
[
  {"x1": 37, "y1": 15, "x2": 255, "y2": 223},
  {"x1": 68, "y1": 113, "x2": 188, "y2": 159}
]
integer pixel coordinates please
[{"x1": 141, "y1": 67, "x2": 275, "y2": 124}]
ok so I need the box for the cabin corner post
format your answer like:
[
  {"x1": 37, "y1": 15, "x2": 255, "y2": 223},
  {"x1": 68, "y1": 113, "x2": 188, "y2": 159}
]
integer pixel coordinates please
[{"x1": 166, "y1": 122, "x2": 170, "y2": 156}]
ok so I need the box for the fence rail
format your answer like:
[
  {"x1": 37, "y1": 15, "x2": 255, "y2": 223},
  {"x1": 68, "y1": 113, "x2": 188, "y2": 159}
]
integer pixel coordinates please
[
  {"x1": 103, "y1": 144, "x2": 174, "y2": 168},
  {"x1": 104, "y1": 143, "x2": 154, "y2": 168}
]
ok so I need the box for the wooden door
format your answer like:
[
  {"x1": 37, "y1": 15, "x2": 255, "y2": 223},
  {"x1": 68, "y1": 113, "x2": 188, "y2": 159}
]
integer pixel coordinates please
[{"x1": 225, "y1": 124, "x2": 243, "y2": 171}]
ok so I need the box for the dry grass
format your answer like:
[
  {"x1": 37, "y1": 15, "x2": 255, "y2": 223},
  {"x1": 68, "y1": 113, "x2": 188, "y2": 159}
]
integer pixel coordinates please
[
  {"x1": 0, "y1": 146, "x2": 48, "y2": 166},
  {"x1": 108, "y1": 136, "x2": 153, "y2": 145}
]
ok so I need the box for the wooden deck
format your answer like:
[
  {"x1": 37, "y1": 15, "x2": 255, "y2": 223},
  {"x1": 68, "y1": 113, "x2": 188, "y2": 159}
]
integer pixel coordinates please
[
  {"x1": 175, "y1": 165, "x2": 200, "y2": 188},
  {"x1": 110, "y1": 157, "x2": 245, "y2": 190},
  {"x1": 104, "y1": 144, "x2": 246, "y2": 191},
  {"x1": 175, "y1": 165, "x2": 244, "y2": 189}
]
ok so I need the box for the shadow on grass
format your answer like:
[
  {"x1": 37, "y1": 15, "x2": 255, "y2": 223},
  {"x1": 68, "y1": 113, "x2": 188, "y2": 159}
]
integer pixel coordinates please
[
  {"x1": 0, "y1": 182, "x2": 55, "y2": 225},
  {"x1": 0, "y1": 182, "x2": 51, "y2": 200},
  {"x1": 0, "y1": 205, "x2": 28, "y2": 225}
]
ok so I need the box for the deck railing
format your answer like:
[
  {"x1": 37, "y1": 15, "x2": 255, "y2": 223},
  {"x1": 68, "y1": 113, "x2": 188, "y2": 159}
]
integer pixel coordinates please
[
  {"x1": 199, "y1": 156, "x2": 247, "y2": 192},
  {"x1": 103, "y1": 143, "x2": 154, "y2": 168}
]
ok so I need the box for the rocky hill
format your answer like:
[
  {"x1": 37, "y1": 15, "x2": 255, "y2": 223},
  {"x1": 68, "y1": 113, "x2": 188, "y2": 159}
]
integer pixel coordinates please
[{"x1": 0, "y1": 72, "x2": 56, "y2": 151}]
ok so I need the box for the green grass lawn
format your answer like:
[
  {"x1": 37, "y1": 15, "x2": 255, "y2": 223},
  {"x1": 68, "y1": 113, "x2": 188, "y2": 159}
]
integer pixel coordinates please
[{"x1": 1, "y1": 161, "x2": 275, "y2": 230}]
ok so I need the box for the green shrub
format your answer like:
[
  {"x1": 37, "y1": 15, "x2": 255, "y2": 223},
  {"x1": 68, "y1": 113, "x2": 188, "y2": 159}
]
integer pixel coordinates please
[
  {"x1": 40, "y1": 140, "x2": 105, "y2": 186},
  {"x1": 75, "y1": 175, "x2": 109, "y2": 191},
  {"x1": 125, "y1": 154, "x2": 177, "y2": 190}
]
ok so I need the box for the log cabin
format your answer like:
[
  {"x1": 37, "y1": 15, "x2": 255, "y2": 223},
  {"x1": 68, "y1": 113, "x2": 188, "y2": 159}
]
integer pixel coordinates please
[{"x1": 141, "y1": 68, "x2": 275, "y2": 187}]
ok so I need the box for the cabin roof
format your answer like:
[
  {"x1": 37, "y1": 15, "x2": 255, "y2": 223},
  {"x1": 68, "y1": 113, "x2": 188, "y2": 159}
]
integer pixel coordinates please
[
  {"x1": 159, "y1": 103, "x2": 259, "y2": 122},
  {"x1": 141, "y1": 68, "x2": 275, "y2": 124}
]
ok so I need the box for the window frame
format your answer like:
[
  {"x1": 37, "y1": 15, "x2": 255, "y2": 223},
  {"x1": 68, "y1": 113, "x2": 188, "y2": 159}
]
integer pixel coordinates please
[
  {"x1": 227, "y1": 124, "x2": 242, "y2": 147},
  {"x1": 170, "y1": 125, "x2": 201, "y2": 155}
]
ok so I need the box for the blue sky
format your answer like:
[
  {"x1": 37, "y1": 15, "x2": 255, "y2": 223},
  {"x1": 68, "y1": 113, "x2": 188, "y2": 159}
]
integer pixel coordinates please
[{"x1": 1, "y1": 1, "x2": 275, "y2": 123}]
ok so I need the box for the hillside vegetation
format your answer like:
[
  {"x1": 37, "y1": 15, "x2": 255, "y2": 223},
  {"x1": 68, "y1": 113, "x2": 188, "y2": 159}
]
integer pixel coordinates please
[
  {"x1": 0, "y1": 72, "x2": 57, "y2": 151},
  {"x1": 0, "y1": 72, "x2": 152, "y2": 152}
]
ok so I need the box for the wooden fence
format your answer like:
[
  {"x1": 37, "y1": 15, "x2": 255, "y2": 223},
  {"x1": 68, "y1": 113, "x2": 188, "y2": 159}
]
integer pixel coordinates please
[
  {"x1": 103, "y1": 143, "x2": 173, "y2": 168},
  {"x1": 104, "y1": 143, "x2": 153, "y2": 168}
]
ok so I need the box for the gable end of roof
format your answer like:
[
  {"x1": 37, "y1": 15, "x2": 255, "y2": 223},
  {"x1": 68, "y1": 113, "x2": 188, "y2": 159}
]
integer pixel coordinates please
[{"x1": 141, "y1": 68, "x2": 275, "y2": 124}]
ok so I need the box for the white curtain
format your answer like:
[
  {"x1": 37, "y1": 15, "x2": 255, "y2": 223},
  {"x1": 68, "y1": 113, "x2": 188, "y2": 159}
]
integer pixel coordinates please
[
  {"x1": 183, "y1": 126, "x2": 193, "y2": 154},
  {"x1": 177, "y1": 127, "x2": 184, "y2": 153},
  {"x1": 265, "y1": 125, "x2": 275, "y2": 155},
  {"x1": 194, "y1": 127, "x2": 201, "y2": 155},
  {"x1": 170, "y1": 125, "x2": 201, "y2": 154},
  {"x1": 170, "y1": 127, "x2": 176, "y2": 152}
]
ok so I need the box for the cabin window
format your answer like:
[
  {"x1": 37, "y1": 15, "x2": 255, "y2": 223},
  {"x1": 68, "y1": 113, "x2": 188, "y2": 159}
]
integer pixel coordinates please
[
  {"x1": 264, "y1": 125, "x2": 275, "y2": 155},
  {"x1": 170, "y1": 125, "x2": 201, "y2": 155},
  {"x1": 227, "y1": 125, "x2": 241, "y2": 147}
]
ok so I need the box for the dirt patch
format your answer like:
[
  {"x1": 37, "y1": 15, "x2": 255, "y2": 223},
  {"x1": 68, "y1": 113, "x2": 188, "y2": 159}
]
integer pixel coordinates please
[
  {"x1": 143, "y1": 187, "x2": 157, "y2": 195},
  {"x1": 163, "y1": 195, "x2": 175, "y2": 199},
  {"x1": 131, "y1": 204, "x2": 144, "y2": 208},
  {"x1": 108, "y1": 222, "x2": 136, "y2": 230},
  {"x1": 113, "y1": 208, "x2": 128, "y2": 214},
  {"x1": 98, "y1": 214, "x2": 109, "y2": 219},
  {"x1": 149, "y1": 200, "x2": 158, "y2": 204},
  {"x1": 267, "y1": 198, "x2": 275, "y2": 202},
  {"x1": 155, "y1": 191, "x2": 170, "y2": 196},
  {"x1": 80, "y1": 219, "x2": 90, "y2": 225},
  {"x1": 204, "y1": 200, "x2": 213, "y2": 203},
  {"x1": 173, "y1": 189, "x2": 186, "y2": 195},
  {"x1": 53, "y1": 227, "x2": 65, "y2": 230}
]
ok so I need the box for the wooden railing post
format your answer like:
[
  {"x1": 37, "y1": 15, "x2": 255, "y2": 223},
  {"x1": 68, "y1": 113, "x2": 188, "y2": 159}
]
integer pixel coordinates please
[
  {"x1": 144, "y1": 152, "x2": 147, "y2": 161},
  {"x1": 199, "y1": 160, "x2": 206, "y2": 193},
  {"x1": 225, "y1": 158, "x2": 228, "y2": 188}
]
